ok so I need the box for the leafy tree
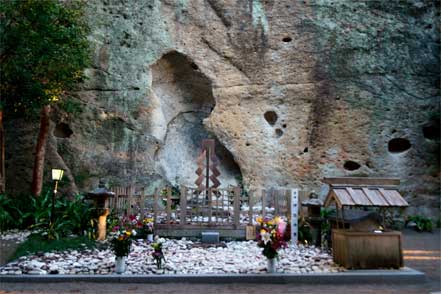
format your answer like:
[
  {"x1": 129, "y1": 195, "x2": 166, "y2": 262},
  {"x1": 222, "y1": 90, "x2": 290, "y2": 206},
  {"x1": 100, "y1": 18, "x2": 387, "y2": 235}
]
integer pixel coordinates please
[{"x1": 0, "y1": 0, "x2": 91, "y2": 196}]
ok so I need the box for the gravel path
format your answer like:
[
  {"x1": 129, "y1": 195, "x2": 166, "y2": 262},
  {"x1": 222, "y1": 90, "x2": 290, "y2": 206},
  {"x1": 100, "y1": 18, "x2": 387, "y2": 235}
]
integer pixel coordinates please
[{"x1": 0, "y1": 234, "x2": 342, "y2": 275}]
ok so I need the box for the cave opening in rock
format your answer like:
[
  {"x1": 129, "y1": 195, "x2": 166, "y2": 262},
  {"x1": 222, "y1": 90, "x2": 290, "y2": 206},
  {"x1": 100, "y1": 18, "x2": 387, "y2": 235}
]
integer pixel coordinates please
[
  {"x1": 343, "y1": 160, "x2": 361, "y2": 171},
  {"x1": 388, "y1": 138, "x2": 411, "y2": 153},
  {"x1": 151, "y1": 51, "x2": 242, "y2": 187},
  {"x1": 54, "y1": 122, "x2": 73, "y2": 138},
  {"x1": 264, "y1": 110, "x2": 278, "y2": 126},
  {"x1": 423, "y1": 123, "x2": 440, "y2": 140}
]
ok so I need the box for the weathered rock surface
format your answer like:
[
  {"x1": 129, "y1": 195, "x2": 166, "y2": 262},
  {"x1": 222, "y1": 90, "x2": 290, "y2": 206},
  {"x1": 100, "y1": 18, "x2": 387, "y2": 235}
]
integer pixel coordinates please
[{"x1": 5, "y1": 0, "x2": 439, "y2": 217}]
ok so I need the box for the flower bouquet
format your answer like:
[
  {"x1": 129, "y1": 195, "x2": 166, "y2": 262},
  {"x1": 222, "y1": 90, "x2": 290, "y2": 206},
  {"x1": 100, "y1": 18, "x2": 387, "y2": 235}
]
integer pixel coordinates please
[
  {"x1": 151, "y1": 236, "x2": 166, "y2": 269},
  {"x1": 110, "y1": 218, "x2": 137, "y2": 273},
  {"x1": 256, "y1": 216, "x2": 287, "y2": 272},
  {"x1": 142, "y1": 217, "x2": 154, "y2": 242}
]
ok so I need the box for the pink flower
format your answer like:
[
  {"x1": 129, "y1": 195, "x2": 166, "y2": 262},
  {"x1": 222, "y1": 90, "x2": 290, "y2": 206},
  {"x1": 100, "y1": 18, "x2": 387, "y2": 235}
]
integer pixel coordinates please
[{"x1": 277, "y1": 219, "x2": 286, "y2": 236}]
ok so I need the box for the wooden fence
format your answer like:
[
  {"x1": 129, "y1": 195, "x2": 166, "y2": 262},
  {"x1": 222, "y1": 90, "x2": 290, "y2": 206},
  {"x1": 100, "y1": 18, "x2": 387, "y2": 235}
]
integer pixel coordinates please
[{"x1": 108, "y1": 186, "x2": 307, "y2": 230}]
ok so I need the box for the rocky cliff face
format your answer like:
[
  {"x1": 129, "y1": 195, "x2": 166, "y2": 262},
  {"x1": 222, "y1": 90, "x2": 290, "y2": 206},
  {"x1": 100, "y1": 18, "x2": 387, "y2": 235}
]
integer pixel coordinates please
[{"x1": 6, "y1": 0, "x2": 440, "y2": 217}]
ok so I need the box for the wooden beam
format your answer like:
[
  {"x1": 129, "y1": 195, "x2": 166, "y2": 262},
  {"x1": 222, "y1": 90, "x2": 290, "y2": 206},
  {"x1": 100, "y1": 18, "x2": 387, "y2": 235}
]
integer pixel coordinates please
[{"x1": 323, "y1": 177, "x2": 400, "y2": 186}]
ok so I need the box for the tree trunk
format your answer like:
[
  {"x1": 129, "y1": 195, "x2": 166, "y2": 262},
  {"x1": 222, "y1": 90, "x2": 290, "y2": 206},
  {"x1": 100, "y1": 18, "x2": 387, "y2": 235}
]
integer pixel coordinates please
[
  {"x1": 31, "y1": 105, "x2": 51, "y2": 197},
  {"x1": 0, "y1": 110, "x2": 4, "y2": 193}
]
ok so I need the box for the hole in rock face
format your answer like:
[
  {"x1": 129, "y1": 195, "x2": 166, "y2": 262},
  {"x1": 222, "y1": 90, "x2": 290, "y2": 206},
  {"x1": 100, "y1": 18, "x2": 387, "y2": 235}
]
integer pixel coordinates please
[
  {"x1": 275, "y1": 128, "x2": 283, "y2": 138},
  {"x1": 388, "y1": 138, "x2": 411, "y2": 153},
  {"x1": 344, "y1": 160, "x2": 361, "y2": 171},
  {"x1": 282, "y1": 37, "x2": 292, "y2": 42},
  {"x1": 423, "y1": 123, "x2": 440, "y2": 140},
  {"x1": 303, "y1": 147, "x2": 309, "y2": 153},
  {"x1": 190, "y1": 62, "x2": 199, "y2": 70},
  {"x1": 54, "y1": 123, "x2": 73, "y2": 138},
  {"x1": 264, "y1": 111, "x2": 278, "y2": 125},
  {"x1": 152, "y1": 51, "x2": 242, "y2": 187},
  {"x1": 282, "y1": 124, "x2": 287, "y2": 128}
]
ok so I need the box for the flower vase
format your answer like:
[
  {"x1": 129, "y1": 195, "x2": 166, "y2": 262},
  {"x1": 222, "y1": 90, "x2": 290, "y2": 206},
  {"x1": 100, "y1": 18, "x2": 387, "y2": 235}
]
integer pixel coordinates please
[
  {"x1": 115, "y1": 256, "x2": 126, "y2": 274},
  {"x1": 147, "y1": 234, "x2": 154, "y2": 243},
  {"x1": 267, "y1": 258, "x2": 276, "y2": 273}
]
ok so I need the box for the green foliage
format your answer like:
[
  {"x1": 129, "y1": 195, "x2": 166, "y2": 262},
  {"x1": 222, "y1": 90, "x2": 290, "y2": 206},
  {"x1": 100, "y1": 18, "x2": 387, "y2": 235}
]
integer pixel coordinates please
[
  {"x1": 0, "y1": 0, "x2": 91, "y2": 116},
  {"x1": 58, "y1": 98, "x2": 83, "y2": 115},
  {"x1": 12, "y1": 234, "x2": 95, "y2": 261},
  {"x1": 0, "y1": 194, "x2": 16, "y2": 231},
  {"x1": 298, "y1": 216, "x2": 312, "y2": 244},
  {"x1": 22, "y1": 189, "x2": 53, "y2": 228},
  {"x1": 0, "y1": 189, "x2": 94, "y2": 238},
  {"x1": 320, "y1": 208, "x2": 334, "y2": 248},
  {"x1": 406, "y1": 215, "x2": 433, "y2": 232},
  {"x1": 110, "y1": 236, "x2": 132, "y2": 257}
]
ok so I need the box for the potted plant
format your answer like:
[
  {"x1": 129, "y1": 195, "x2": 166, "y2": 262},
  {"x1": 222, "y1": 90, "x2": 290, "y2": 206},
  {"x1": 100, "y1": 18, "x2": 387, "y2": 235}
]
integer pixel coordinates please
[
  {"x1": 256, "y1": 216, "x2": 287, "y2": 273},
  {"x1": 110, "y1": 219, "x2": 136, "y2": 274},
  {"x1": 151, "y1": 236, "x2": 166, "y2": 270}
]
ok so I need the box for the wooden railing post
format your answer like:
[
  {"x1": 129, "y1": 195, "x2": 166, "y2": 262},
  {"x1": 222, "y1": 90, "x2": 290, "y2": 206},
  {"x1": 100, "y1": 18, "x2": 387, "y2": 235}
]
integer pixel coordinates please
[
  {"x1": 153, "y1": 188, "x2": 158, "y2": 224},
  {"x1": 275, "y1": 189, "x2": 280, "y2": 216},
  {"x1": 233, "y1": 187, "x2": 240, "y2": 229},
  {"x1": 166, "y1": 186, "x2": 172, "y2": 224},
  {"x1": 140, "y1": 187, "x2": 145, "y2": 219},
  {"x1": 248, "y1": 189, "x2": 253, "y2": 225},
  {"x1": 128, "y1": 186, "x2": 133, "y2": 216},
  {"x1": 208, "y1": 188, "x2": 212, "y2": 225},
  {"x1": 180, "y1": 186, "x2": 187, "y2": 226}
]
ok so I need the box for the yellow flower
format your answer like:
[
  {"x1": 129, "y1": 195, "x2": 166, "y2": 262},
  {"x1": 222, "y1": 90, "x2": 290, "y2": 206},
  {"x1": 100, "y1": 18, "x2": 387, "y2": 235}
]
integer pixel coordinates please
[
  {"x1": 274, "y1": 216, "x2": 281, "y2": 224},
  {"x1": 118, "y1": 236, "x2": 123, "y2": 241},
  {"x1": 256, "y1": 217, "x2": 263, "y2": 224},
  {"x1": 260, "y1": 229, "x2": 267, "y2": 235}
]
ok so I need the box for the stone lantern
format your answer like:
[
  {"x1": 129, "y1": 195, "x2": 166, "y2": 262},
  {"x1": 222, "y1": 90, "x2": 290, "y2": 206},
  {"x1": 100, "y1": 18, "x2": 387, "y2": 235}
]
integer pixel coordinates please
[
  {"x1": 87, "y1": 182, "x2": 115, "y2": 241},
  {"x1": 301, "y1": 191, "x2": 323, "y2": 247}
]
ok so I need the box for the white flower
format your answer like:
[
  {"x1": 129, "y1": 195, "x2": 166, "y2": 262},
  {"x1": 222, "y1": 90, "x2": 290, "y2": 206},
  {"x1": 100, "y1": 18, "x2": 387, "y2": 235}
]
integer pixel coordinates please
[
  {"x1": 158, "y1": 238, "x2": 165, "y2": 243},
  {"x1": 132, "y1": 229, "x2": 137, "y2": 236},
  {"x1": 261, "y1": 232, "x2": 271, "y2": 245}
]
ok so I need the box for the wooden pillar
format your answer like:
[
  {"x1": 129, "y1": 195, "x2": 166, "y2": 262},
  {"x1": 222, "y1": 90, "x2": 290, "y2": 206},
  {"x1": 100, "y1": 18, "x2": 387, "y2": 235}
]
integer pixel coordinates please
[
  {"x1": 140, "y1": 187, "x2": 145, "y2": 219},
  {"x1": 208, "y1": 188, "x2": 213, "y2": 225},
  {"x1": 153, "y1": 188, "x2": 158, "y2": 224},
  {"x1": 180, "y1": 186, "x2": 187, "y2": 226},
  {"x1": 166, "y1": 187, "x2": 172, "y2": 224},
  {"x1": 248, "y1": 189, "x2": 253, "y2": 225},
  {"x1": 233, "y1": 187, "x2": 240, "y2": 229}
]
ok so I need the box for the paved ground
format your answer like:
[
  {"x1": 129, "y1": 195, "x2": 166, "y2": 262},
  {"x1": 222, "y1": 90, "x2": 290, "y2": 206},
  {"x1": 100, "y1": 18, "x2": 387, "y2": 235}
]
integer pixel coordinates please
[{"x1": 0, "y1": 229, "x2": 439, "y2": 294}]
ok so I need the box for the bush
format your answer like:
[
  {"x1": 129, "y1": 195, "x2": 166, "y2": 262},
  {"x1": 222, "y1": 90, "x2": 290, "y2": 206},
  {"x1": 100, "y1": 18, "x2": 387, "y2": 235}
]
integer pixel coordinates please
[
  {"x1": 0, "y1": 194, "x2": 15, "y2": 231},
  {"x1": 406, "y1": 215, "x2": 433, "y2": 232},
  {"x1": 12, "y1": 234, "x2": 95, "y2": 261}
]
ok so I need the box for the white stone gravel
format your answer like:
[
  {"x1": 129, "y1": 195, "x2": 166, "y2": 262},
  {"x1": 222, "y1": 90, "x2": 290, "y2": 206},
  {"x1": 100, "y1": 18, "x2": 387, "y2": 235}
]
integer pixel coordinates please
[
  {"x1": 0, "y1": 238, "x2": 344, "y2": 275},
  {"x1": 0, "y1": 230, "x2": 32, "y2": 243}
]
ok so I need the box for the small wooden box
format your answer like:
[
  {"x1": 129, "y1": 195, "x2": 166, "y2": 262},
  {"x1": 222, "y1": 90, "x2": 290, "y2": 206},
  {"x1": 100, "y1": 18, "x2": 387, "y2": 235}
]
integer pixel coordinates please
[
  {"x1": 246, "y1": 225, "x2": 256, "y2": 240},
  {"x1": 332, "y1": 229, "x2": 403, "y2": 269}
]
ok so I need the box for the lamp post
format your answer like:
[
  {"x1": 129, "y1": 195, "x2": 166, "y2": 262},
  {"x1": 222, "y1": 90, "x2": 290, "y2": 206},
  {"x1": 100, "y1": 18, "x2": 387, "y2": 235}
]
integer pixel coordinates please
[{"x1": 51, "y1": 168, "x2": 64, "y2": 224}]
